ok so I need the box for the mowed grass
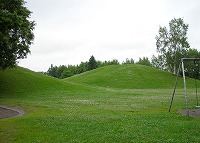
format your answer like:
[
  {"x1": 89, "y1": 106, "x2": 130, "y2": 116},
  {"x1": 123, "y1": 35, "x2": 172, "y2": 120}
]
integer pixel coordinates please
[
  {"x1": 66, "y1": 64, "x2": 196, "y2": 89},
  {"x1": 0, "y1": 65, "x2": 200, "y2": 143}
]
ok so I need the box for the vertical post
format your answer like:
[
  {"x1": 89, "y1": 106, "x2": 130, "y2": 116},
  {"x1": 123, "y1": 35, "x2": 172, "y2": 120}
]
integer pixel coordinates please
[
  {"x1": 181, "y1": 59, "x2": 189, "y2": 117},
  {"x1": 169, "y1": 63, "x2": 181, "y2": 112},
  {"x1": 194, "y1": 60, "x2": 199, "y2": 107},
  {"x1": 195, "y1": 79, "x2": 199, "y2": 107}
]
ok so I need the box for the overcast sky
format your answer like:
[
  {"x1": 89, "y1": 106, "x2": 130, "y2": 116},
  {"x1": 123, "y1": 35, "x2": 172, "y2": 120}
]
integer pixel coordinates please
[{"x1": 19, "y1": 0, "x2": 200, "y2": 72}]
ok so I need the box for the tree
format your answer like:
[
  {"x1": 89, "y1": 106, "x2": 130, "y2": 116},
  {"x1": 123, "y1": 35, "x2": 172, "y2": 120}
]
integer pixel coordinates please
[
  {"x1": 0, "y1": 0, "x2": 35, "y2": 69},
  {"x1": 87, "y1": 55, "x2": 97, "y2": 70},
  {"x1": 151, "y1": 55, "x2": 167, "y2": 70},
  {"x1": 155, "y1": 18, "x2": 190, "y2": 74},
  {"x1": 184, "y1": 48, "x2": 200, "y2": 79},
  {"x1": 122, "y1": 58, "x2": 134, "y2": 64},
  {"x1": 57, "y1": 65, "x2": 67, "y2": 78},
  {"x1": 47, "y1": 64, "x2": 58, "y2": 78},
  {"x1": 77, "y1": 62, "x2": 88, "y2": 74},
  {"x1": 98, "y1": 59, "x2": 120, "y2": 67},
  {"x1": 60, "y1": 70, "x2": 73, "y2": 79},
  {"x1": 137, "y1": 57, "x2": 151, "y2": 66},
  {"x1": 110, "y1": 59, "x2": 120, "y2": 65}
]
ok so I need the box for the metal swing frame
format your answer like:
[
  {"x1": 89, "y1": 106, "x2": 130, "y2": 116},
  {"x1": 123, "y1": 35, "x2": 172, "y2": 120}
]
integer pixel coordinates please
[{"x1": 169, "y1": 58, "x2": 200, "y2": 116}]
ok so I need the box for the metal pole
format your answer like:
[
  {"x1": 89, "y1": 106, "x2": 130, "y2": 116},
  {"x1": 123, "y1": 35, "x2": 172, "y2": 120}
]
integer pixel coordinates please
[
  {"x1": 195, "y1": 61, "x2": 199, "y2": 107},
  {"x1": 169, "y1": 63, "x2": 181, "y2": 112},
  {"x1": 181, "y1": 59, "x2": 189, "y2": 117},
  {"x1": 195, "y1": 78, "x2": 199, "y2": 107}
]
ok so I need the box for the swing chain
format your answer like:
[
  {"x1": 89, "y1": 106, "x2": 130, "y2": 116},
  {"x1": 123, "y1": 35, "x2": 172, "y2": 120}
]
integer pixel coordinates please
[{"x1": 193, "y1": 60, "x2": 199, "y2": 107}]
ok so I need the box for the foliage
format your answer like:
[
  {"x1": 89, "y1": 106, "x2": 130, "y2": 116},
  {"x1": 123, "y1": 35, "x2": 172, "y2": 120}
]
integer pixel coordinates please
[
  {"x1": 136, "y1": 57, "x2": 151, "y2": 66},
  {"x1": 97, "y1": 59, "x2": 120, "y2": 67},
  {"x1": 46, "y1": 64, "x2": 58, "y2": 78},
  {"x1": 77, "y1": 62, "x2": 88, "y2": 74},
  {"x1": 155, "y1": 18, "x2": 190, "y2": 74},
  {"x1": 184, "y1": 48, "x2": 200, "y2": 79},
  {"x1": 87, "y1": 55, "x2": 97, "y2": 71},
  {"x1": 47, "y1": 64, "x2": 75, "y2": 79},
  {"x1": 0, "y1": 0, "x2": 35, "y2": 69},
  {"x1": 151, "y1": 55, "x2": 167, "y2": 70},
  {"x1": 122, "y1": 58, "x2": 134, "y2": 64},
  {"x1": 152, "y1": 48, "x2": 200, "y2": 79}
]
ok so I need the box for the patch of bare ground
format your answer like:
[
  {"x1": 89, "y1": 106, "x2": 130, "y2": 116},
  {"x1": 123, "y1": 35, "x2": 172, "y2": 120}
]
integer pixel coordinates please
[
  {"x1": 179, "y1": 109, "x2": 200, "y2": 117},
  {"x1": 0, "y1": 105, "x2": 25, "y2": 119}
]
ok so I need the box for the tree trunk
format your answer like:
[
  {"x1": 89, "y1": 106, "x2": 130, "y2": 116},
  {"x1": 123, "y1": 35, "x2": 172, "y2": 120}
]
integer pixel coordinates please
[
  {"x1": 174, "y1": 49, "x2": 177, "y2": 75},
  {"x1": 174, "y1": 64, "x2": 176, "y2": 75}
]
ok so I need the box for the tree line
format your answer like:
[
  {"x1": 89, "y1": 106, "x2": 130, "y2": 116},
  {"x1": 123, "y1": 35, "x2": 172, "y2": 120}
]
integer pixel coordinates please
[
  {"x1": 46, "y1": 47, "x2": 199, "y2": 80},
  {"x1": 152, "y1": 48, "x2": 200, "y2": 79},
  {"x1": 46, "y1": 56, "x2": 151, "y2": 79}
]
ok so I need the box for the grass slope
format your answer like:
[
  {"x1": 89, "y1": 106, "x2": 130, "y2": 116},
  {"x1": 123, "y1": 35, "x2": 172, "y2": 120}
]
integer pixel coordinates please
[
  {"x1": 0, "y1": 67, "x2": 63, "y2": 94},
  {"x1": 66, "y1": 64, "x2": 196, "y2": 89},
  {"x1": 0, "y1": 66, "x2": 200, "y2": 143}
]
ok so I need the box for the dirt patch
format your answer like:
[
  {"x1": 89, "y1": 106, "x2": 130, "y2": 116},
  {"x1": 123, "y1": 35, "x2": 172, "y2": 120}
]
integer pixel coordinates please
[
  {"x1": 0, "y1": 105, "x2": 25, "y2": 119},
  {"x1": 179, "y1": 109, "x2": 200, "y2": 117}
]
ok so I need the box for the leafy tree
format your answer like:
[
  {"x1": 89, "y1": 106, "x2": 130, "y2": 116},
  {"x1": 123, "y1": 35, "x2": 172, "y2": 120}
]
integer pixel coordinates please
[
  {"x1": 87, "y1": 55, "x2": 97, "y2": 70},
  {"x1": 57, "y1": 65, "x2": 67, "y2": 78},
  {"x1": 77, "y1": 62, "x2": 88, "y2": 74},
  {"x1": 122, "y1": 58, "x2": 134, "y2": 64},
  {"x1": 0, "y1": 0, "x2": 35, "y2": 69},
  {"x1": 47, "y1": 64, "x2": 58, "y2": 78},
  {"x1": 151, "y1": 55, "x2": 167, "y2": 70},
  {"x1": 184, "y1": 48, "x2": 200, "y2": 79},
  {"x1": 67, "y1": 65, "x2": 76, "y2": 76},
  {"x1": 152, "y1": 48, "x2": 200, "y2": 79},
  {"x1": 186, "y1": 48, "x2": 200, "y2": 58},
  {"x1": 110, "y1": 59, "x2": 120, "y2": 65},
  {"x1": 137, "y1": 57, "x2": 151, "y2": 66},
  {"x1": 99, "y1": 59, "x2": 120, "y2": 67},
  {"x1": 60, "y1": 70, "x2": 73, "y2": 79},
  {"x1": 155, "y1": 18, "x2": 190, "y2": 74}
]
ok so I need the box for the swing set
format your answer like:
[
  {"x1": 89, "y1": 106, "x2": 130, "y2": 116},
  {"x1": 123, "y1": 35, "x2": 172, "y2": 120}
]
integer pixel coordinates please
[{"x1": 169, "y1": 58, "x2": 200, "y2": 117}]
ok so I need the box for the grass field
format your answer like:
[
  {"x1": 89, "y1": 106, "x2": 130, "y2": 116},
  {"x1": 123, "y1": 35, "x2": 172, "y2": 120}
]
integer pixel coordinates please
[{"x1": 0, "y1": 65, "x2": 200, "y2": 142}]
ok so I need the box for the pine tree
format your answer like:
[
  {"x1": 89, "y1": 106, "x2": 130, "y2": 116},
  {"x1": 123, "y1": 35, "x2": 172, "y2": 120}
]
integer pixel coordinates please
[{"x1": 88, "y1": 55, "x2": 97, "y2": 71}]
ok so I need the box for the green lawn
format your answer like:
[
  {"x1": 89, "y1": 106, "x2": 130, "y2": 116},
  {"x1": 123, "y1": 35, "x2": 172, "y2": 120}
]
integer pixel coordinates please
[{"x1": 0, "y1": 65, "x2": 200, "y2": 143}]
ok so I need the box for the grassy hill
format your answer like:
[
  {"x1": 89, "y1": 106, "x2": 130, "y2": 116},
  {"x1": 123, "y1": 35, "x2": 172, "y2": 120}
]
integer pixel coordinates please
[
  {"x1": 0, "y1": 67, "x2": 61, "y2": 94},
  {"x1": 1, "y1": 66, "x2": 200, "y2": 142},
  {"x1": 0, "y1": 67, "x2": 81, "y2": 96},
  {"x1": 66, "y1": 64, "x2": 196, "y2": 89}
]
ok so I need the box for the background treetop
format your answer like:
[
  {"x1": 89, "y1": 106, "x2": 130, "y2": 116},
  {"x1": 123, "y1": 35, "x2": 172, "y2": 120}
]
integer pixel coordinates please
[{"x1": 155, "y1": 17, "x2": 190, "y2": 74}]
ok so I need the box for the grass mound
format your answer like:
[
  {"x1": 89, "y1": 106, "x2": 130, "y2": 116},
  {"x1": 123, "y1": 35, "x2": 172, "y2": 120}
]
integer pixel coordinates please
[
  {"x1": 0, "y1": 67, "x2": 63, "y2": 98},
  {"x1": 0, "y1": 67, "x2": 92, "y2": 103},
  {"x1": 66, "y1": 64, "x2": 196, "y2": 89}
]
